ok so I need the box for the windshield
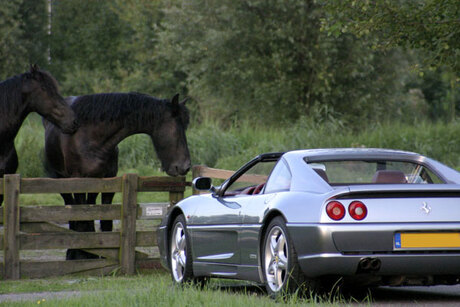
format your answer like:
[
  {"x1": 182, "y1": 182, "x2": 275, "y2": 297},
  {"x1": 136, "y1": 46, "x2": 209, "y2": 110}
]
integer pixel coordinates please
[{"x1": 306, "y1": 160, "x2": 444, "y2": 185}]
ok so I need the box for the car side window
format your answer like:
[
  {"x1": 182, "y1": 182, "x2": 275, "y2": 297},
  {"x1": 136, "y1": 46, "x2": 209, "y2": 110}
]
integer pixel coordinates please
[
  {"x1": 264, "y1": 159, "x2": 291, "y2": 193},
  {"x1": 223, "y1": 160, "x2": 276, "y2": 196}
]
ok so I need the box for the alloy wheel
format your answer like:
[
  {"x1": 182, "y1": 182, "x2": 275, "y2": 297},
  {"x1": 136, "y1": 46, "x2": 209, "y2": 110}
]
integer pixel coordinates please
[
  {"x1": 264, "y1": 225, "x2": 288, "y2": 292},
  {"x1": 170, "y1": 221, "x2": 187, "y2": 282}
]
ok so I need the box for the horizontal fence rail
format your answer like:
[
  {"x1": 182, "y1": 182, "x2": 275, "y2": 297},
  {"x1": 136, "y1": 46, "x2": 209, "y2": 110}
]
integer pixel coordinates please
[{"x1": 1, "y1": 174, "x2": 186, "y2": 280}]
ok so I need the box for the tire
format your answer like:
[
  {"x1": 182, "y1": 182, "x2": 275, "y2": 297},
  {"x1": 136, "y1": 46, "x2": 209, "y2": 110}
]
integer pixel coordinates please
[
  {"x1": 169, "y1": 215, "x2": 194, "y2": 284},
  {"x1": 262, "y1": 216, "x2": 312, "y2": 297}
]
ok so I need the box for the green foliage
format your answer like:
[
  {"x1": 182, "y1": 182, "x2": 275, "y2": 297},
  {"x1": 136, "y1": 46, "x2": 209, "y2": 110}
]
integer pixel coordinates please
[
  {"x1": 48, "y1": 0, "x2": 175, "y2": 98},
  {"x1": 321, "y1": 1, "x2": 460, "y2": 121},
  {"x1": 50, "y1": 0, "x2": 129, "y2": 75},
  {"x1": 154, "y1": 0, "x2": 417, "y2": 125},
  {"x1": 0, "y1": 0, "x2": 48, "y2": 79},
  {"x1": 3, "y1": 0, "x2": 456, "y2": 126},
  {"x1": 321, "y1": 0, "x2": 460, "y2": 75},
  {"x1": 415, "y1": 69, "x2": 459, "y2": 121},
  {"x1": 15, "y1": 115, "x2": 46, "y2": 177},
  {"x1": 19, "y1": 0, "x2": 48, "y2": 67},
  {"x1": 202, "y1": 120, "x2": 460, "y2": 172}
]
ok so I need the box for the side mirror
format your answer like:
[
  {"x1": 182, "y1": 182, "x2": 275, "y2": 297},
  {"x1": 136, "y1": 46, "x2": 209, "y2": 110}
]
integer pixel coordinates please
[{"x1": 192, "y1": 177, "x2": 213, "y2": 191}]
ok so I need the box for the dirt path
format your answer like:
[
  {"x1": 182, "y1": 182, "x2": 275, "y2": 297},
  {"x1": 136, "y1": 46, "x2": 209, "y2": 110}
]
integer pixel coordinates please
[{"x1": 0, "y1": 290, "x2": 84, "y2": 303}]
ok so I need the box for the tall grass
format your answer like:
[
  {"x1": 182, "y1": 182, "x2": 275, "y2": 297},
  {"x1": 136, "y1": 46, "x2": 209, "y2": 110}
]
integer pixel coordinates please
[
  {"x1": 15, "y1": 115, "x2": 460, "y2": 179},
  {"x1": 188, "y1": 119, "x2": 459, "y2": 171}
]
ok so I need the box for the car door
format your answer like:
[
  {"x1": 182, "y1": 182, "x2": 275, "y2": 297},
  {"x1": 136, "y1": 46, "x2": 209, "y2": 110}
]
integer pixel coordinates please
[
  {"x1": 189, "y1": 157, "x2": 278, "y2": 266},
  {"x1": 240, "y1": 158, "x2": 292, "y2": 266},
  {"x1": 189, "y1": 194, "x2": 250, "y2": 265}
]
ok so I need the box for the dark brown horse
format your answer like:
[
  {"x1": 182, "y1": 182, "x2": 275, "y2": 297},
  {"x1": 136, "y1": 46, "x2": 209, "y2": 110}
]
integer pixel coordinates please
[
  {"x1": 0, "y1": 65, "x2": 78, "y2": 205},
  {"x1": 43, "y1": 92, "x2": 191, "y2": 259}
]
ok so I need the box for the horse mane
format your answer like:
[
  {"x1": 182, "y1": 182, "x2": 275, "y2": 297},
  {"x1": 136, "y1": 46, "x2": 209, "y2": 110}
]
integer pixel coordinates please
[
  {"x1": 0, "y1": 69, "x2": 61, "y2": 116},
  {"x1": 0, "y1": 75, "x2": 23, "y2": 115},
  {"x1": 71, "y1": 92, "x2": 190, "y2": 129}
]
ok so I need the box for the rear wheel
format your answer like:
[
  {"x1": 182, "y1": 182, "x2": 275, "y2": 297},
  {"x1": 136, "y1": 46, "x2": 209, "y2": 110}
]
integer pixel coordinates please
[
  {"x1": 169, "y1": 215, "x2": 194, "y2": 284},
  {"x1": 262, "y1": 216, "x2": 313, "y2": 297}
]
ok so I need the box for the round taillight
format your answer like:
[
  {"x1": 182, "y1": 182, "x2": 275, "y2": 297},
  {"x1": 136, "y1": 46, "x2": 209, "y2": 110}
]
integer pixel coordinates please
[
  {"x1": 349, "y1": 201, "x2": 367, "y2": 220},
  {"x1": 326, "y1": 201, "x2": 345, "y2": 220}
]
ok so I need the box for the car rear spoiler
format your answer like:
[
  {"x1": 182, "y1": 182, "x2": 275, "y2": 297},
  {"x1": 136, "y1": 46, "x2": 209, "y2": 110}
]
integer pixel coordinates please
[{"x1": 333, "y1": 184, "x2": 460, "y2": 199}]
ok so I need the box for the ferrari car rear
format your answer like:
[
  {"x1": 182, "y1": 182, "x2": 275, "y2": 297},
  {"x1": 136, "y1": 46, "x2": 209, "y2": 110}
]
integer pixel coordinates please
[{"x1": 293, "y1": 155, "x2": 460, "y2": 287}]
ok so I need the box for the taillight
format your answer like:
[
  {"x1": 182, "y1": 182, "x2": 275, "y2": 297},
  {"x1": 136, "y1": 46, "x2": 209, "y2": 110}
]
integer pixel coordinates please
[
  {"x1": 349, "y1": 201, "x2": 367, "y2": 220},
  {"x1": 326, "y1": 201, "x2": 345, "y2": 220}
]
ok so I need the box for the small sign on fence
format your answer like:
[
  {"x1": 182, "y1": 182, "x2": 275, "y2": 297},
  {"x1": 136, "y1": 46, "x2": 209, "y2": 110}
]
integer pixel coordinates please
[{"x1": 139, "y1": 203, "x2": 169, "y2": 219}]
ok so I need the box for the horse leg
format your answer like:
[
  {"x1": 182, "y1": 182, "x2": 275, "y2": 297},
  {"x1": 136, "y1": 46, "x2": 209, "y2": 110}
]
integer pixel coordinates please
[
  {"x1": 100, "y1": 192, "x2": 115, "y2": 232},
  {"x1": 63, "y1": 193, "x2": 78, "y2": 260},
  {"x1": 66, "y1": 192, "x2": 98, "y2": 260},
  {"x1": 87, "y1": 192, "x2": 103, "y2": 230},
  {"x1": 62, "y1": 193, "x2": 77, "y2": 234},
  {"x1": 100, "y1": 152, "x2": 118, "y2": 232},
  {"x1": 72, "y1": 193, "x2": 95, "y2": 232},
  {"x1": 62, "y1": 193, "x2": 94, "y2": 232}
]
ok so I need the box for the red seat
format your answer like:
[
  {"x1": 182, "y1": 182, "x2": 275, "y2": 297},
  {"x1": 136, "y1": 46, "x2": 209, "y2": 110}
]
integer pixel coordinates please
[
  {"x1": 253, "y1": 183, "x2": 265, "y2": 194},
  {"x1": 241, "y1": 186, "x2": 256, "y2": 195},
  {"x1": 372, "y1": 170, "x2": 407, "y2": 184}
]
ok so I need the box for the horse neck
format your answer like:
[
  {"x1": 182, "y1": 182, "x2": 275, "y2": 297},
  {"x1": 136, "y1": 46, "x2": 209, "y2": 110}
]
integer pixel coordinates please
[
  {"x1": 86, "y1": 119, "x2": 153, "y2": 150},
  {"x1": 0, "y1": 80, "x2": 29, "y2": 143}
]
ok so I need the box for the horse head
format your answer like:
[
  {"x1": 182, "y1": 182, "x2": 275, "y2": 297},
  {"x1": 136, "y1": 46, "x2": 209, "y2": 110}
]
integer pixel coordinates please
[
  {"x1": 151, "y1": 94, "x2": 191, "y2": 176},
  {"x1": 23, "y1": 64, "x2": 78, "y2": 134}
]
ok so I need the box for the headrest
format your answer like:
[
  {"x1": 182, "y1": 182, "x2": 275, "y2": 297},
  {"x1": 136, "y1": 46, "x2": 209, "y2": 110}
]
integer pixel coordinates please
[{"x1": 372, "y1": 170, "x2": 407, "y2": 184}]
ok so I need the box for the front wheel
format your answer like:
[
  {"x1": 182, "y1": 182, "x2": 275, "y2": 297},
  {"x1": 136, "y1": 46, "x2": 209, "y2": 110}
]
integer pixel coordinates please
[
  {"x1": 262, "y1": 216, "x2": 313, "y2": 297},
  {"x1": 169, "y1": 215, "x2": 194, "y2": 284}
]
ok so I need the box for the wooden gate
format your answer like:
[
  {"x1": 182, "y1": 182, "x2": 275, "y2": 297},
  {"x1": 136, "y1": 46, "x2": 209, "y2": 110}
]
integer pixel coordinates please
[{"x1": 0, "y1": 174, "x2": 186, "y2": 280}]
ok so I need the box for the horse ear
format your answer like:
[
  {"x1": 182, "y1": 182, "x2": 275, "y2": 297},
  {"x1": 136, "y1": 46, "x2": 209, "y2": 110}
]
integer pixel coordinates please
[{"x1": 30, "y1": 64, "x2": 40, "y2": 73}]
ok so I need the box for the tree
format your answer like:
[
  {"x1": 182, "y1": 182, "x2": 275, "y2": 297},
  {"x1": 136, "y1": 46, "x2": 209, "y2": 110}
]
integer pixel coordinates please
[
  {"x1": 19, "y1": 0, "x2": 48, "y2": 68},
  {"x1": 0, "y1": 0, "x2": 48, "y2": 79},
  {"x1": 48, "y1": 0, "x2": 170, "y2": 96},
  {"x1": 154, "y1": 0, "x2": 412, "y2": 125},
  {"x1": 49, "y1": 0, "x2": 132, "y2": 94},
  {"x1": 321, "y1": 0, "x2": 460, "y2": 75}
]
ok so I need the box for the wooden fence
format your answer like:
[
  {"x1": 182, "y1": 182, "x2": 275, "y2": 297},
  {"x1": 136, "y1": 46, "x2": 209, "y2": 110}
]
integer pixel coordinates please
[{"x1": 0, "y1": 173, "x2": 186, "y2": 280}]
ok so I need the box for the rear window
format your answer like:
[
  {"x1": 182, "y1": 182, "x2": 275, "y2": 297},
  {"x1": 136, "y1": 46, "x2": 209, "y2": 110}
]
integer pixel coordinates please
[{"x1": 306, "y1": 160, "x2": 443, "y2": 185}]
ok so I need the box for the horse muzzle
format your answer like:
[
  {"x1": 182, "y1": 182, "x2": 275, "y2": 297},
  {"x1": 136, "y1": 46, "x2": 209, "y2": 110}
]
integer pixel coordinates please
[{"x1": 165, "y1": 161, "x2": 191, "y2": 177}]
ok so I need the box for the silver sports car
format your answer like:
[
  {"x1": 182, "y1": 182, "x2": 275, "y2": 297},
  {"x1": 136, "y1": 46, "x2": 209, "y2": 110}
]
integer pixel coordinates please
[{"x1": 158, "y1": 148, "x2": 460, "y2": 296}]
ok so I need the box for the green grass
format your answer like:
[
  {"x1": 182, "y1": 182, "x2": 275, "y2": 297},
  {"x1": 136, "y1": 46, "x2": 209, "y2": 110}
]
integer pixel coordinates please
[{"x1": 0, "y1": 272, "x2": 368, "y2": 306}]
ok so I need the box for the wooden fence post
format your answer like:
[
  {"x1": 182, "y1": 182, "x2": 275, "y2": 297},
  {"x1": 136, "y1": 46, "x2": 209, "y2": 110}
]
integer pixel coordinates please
[
  {"x1": 120, "y1": 173, "x2": 138, "y2": 275},
  {"x1": 169, "y1": 191, "x2": 184, "y2": 207},
  {"x1": 169, "y1": 176, "x2": 185, "y2": 207},
  {"x1": 3, "y1": 174, "x2": 21, "y2": 280}
]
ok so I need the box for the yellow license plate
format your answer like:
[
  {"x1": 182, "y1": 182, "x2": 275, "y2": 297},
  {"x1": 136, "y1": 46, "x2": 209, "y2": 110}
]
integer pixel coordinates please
[{"x1": 395, "y1": 232, "x2": 460, "y2": 249}]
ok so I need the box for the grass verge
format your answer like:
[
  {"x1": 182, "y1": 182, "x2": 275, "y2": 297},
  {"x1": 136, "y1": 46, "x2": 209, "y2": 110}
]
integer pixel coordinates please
[{"x1": 0, "y1": 272, "x2": 370, "y2": 306}]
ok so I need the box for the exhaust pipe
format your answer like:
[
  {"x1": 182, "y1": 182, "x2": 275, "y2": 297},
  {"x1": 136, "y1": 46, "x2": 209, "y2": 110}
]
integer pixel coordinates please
[
  {"x1": 359, "y1": 258, "x2": 372, "y2": 270},
  {"x1": 358, "y1": 257, "x2": 381, "y2": 272},
  {"x1": 370, "y1": 258, "x2": 381, "y2": 271}
]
